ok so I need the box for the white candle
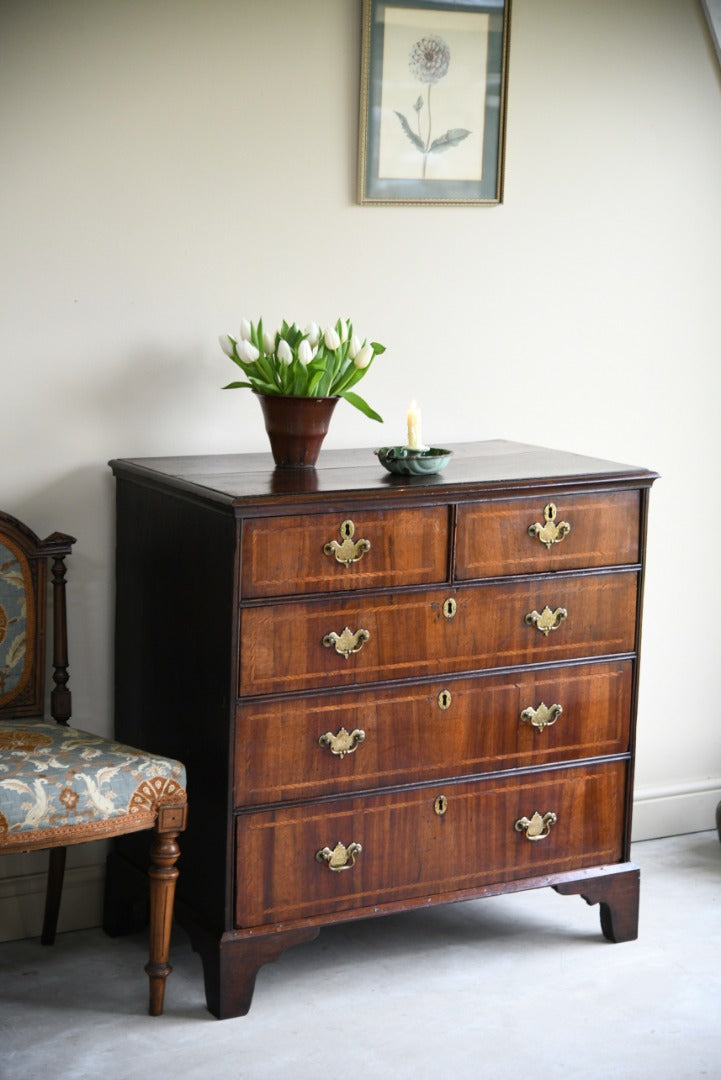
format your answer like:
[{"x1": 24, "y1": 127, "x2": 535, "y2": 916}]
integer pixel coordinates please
[{"x1": 407, "y1": 400, "x2": 423, "y2": 450}]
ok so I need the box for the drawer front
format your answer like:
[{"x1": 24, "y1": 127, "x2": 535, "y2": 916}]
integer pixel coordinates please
[
  {"x1": 239, "y1": 571, "x2": 638, "y2": 695},
  {"x1": 241, "y1": 506, "x2": 449, "y2": 598},
  {"x1": 235, "y1": 660, "x2": 633, "y2": 806},
  {"x1": 456, "y1": 491, "x2": 641, "y2": 579},
  {"x1": 234, "y1": 761, "x2": 627, "y2": 928}
]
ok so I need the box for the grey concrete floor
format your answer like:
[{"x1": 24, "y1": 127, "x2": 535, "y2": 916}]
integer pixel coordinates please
[{"x1": 0, "y1": 832, "x2": 719, "y2": 1080}]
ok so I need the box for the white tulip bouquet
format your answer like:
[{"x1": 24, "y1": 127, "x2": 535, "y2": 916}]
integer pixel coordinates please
[{"x1": 219, "y1": 318, "x2": 385, "y2": 422}]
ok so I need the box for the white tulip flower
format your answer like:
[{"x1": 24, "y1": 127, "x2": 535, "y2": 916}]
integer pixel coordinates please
[
  {"x1": 353, "y1": 343, "x2": 374, "y2": 369},
  {"x1": 298, "y1": 339, "x2": 313, "y2": 365},
  {"x1": 305, "y1": 322, "x2": 320, "y2": 347},
  {"x1": 323, "y1": 326, "x2": 341, "y2": 350},
  {"x1": 237, "y1": 339, "x2": 260, "y2": 363},
  {"x1": 219, "y1": 334, "x2": 235, "y2": 358},
  {"x1": 219, "y1": 314, "x2": 384, "y2": 422},
  {"x1": 277, "y1": 339, "x2": 293, "y2": 365}
]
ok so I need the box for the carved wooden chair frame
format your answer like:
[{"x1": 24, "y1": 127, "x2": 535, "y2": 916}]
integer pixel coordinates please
[{"x1": 0, "y1": 510, "x2": 188, "y2": 1015}]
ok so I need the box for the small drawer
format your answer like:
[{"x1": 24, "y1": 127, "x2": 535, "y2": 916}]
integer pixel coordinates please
[
  {"x1": 241, "y1": 506, "x2": 449, "y2": 598},
  {"x1": 234, "y1": 761, "x2": 627, "y2": 928},
  {"x1": 455, "y1": 490, "x2": 641, "y2": 580},
  {"x1": 234, "y1": 660, "x2": 633, "y2": 806},
  {"x1": 239, "y1": 571, "x2": 638, "y2": 696}
]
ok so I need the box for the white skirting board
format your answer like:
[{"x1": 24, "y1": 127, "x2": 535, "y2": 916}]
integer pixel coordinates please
[
  {"x1": 630, "y1": 778, "x2": 721, "y2": 842},
  {"x1": 1, "y1": 785, "x2": 719, "y2": 942},
  {"x1": 0, "y1": 862, "x2": 105, "y2": 943}
]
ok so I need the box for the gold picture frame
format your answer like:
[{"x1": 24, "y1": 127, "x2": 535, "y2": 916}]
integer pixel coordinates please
[
  {"x1": 358, "y1": 0, "x2": 511, "y2": 205},
  {"x1": 701, "y1": 0, "x2": 721, "y2": 67}
]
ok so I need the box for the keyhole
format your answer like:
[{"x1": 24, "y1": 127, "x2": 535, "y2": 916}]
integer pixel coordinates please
[
  {"x1": 342, "y1": 520, "x2": 355, "y2": 539},
  {"x1": 443, "y1": 597, "x2": 457, "y2": 620},
  {"x1": 434, "y1": 795, "x2": 448, "y2": 816},
  {"x1": 545, "y1": 503, "x2": 556, "y2": 522},
  {"x1": 438, "y1": 689, "x2": 452, "y2": 710}
]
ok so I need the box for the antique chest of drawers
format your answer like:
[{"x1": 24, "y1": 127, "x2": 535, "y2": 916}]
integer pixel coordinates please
[{"x1": 108, "y1": 441, "x2": 656, "y2": 1018}]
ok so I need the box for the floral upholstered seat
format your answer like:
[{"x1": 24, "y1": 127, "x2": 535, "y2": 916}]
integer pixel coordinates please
[
  {"x1": 0, "y1": 511, "x2": 187, "y2": 1016},
  {"x1": 0, "y1": 718, "x2": 186, "y2": 848}
]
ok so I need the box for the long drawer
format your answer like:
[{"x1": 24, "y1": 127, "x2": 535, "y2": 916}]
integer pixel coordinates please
[
  {"x1": 240, "y1": 505, "x2": 449, "y2": 598},
  {"x1": 239, "y1": 571, "x2": 638, "y2": 696},
  {"x1": 234, "y1": 660, "x2": 633, "y2": 806},
  {"x1": 455, "y1": 490, "x2": 641, "y2": 579},
  {"x1": 234, "y1": 761, "x2": 627, "y2": 928}
]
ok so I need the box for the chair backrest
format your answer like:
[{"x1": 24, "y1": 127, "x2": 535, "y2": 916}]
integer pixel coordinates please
[{"x1": 0, "y1": 511, "x2": 75, "y2": 724}]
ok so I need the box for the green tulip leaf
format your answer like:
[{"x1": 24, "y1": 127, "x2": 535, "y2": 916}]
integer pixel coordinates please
[
  {"x1": 252, "y1": 378, "x2": 280, "y2": 394},
  {"x1": 307, "y1": 370, "x2": 324, "y2": 395},
  {"x1": 331, "y1": 365, "x2": 361, "y2": 396},
  {"x1": 342, "y1": 390, "x2": 383, "y2": 423},
  {"x1": 255, "y1": 353, "x2": 276, "y2": 385}
]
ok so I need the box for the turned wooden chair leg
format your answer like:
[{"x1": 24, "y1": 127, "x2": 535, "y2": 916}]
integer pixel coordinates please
[
  {"x1": 41, "y1": 846, "x2": 67, "y2": 946},
  {"x1": 145, "y1": 825, "x2": 182, "y2": 1016}
]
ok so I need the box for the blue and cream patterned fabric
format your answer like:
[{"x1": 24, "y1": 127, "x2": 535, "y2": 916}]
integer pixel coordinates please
[
  {"x1": 0, "y1": 539, "x2": 31, "y2": 706},
  {"x1": 0, "y1": 718, "x2": 187, "y2": 852}
]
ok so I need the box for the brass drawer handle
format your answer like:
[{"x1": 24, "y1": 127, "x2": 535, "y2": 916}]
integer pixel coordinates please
[
  {"x1": 528, "y1": 503, "x2": 571, "y2": 549},
  {"x1": 318, "y1": 727, "x2": 366, "y2": 757},
  {"x1": 525, "y1": 605, "x2": 567, "y2": 636},
  {"x1": 520, "y1": 702, "x2": 563, "y2": 732},
  {"x1": 322, "y1": 626, "x2": 370, "y2": 659},
  {"x1": 514, "y1": 811, "x2": 557, "y2": 841},
  {"x1": 323, "y1": 519, "x2": 371, "y2": 567},
  {"x1": 316, "y1": 841, "x2": 362, "y2": 872}
]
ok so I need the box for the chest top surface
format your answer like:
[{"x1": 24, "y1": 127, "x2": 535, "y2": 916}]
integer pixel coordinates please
[{"x1": 110, "y1": 440, "x2": 656, "y2": 511}]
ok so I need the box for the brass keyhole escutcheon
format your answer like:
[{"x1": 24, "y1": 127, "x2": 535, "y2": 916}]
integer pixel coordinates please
[
  {"x1": 442, "y1": 597, "x2": 457, "y2": 620},
  {"x1": 438, "y1": 689, "x2": 452, "y2": 710},
  {"x1": 434, "y1": 795, "x2": 448, "y2": 816}
]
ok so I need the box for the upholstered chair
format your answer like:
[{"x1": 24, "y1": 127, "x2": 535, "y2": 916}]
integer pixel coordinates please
[{"x1": 0, "y1": 510, "x2": 188, "y2": 1015}]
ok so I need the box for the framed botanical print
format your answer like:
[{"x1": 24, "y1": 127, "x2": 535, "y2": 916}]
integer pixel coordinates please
[
  {"x1": 358, "y1": 0, "x2": 511, "y2": 205},
  {"x1": 701, "y1": 0, "x2": 721, "y2": 67}
]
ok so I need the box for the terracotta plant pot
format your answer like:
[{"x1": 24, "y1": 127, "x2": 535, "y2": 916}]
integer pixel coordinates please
[{"x1": 256, "y1": 393, "x2": 339, "y2": 468}]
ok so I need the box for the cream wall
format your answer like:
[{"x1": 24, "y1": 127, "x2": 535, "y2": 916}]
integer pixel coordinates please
[{"x1": 1, "y1": 0, "x2": 720, "y2": 938}]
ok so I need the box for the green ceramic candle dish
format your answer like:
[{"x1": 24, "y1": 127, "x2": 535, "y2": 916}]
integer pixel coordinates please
[{"x1": 375, "y1": 446, "x2": 453, "y2": 476}]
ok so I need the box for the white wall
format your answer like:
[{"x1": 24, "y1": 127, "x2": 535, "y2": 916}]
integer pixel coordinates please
[{"x1": 1, "y1": 0, "x2": 720, "y2": 938}]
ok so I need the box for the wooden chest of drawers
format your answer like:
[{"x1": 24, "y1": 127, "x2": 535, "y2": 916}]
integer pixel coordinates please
[{"x1": 109, "y1": 440, "x2": 656, "y2": 1019}]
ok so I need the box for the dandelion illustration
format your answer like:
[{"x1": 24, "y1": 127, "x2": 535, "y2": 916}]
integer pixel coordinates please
[{"x1": 395, "y1": 34, "x2": 470, "y2": 180}]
